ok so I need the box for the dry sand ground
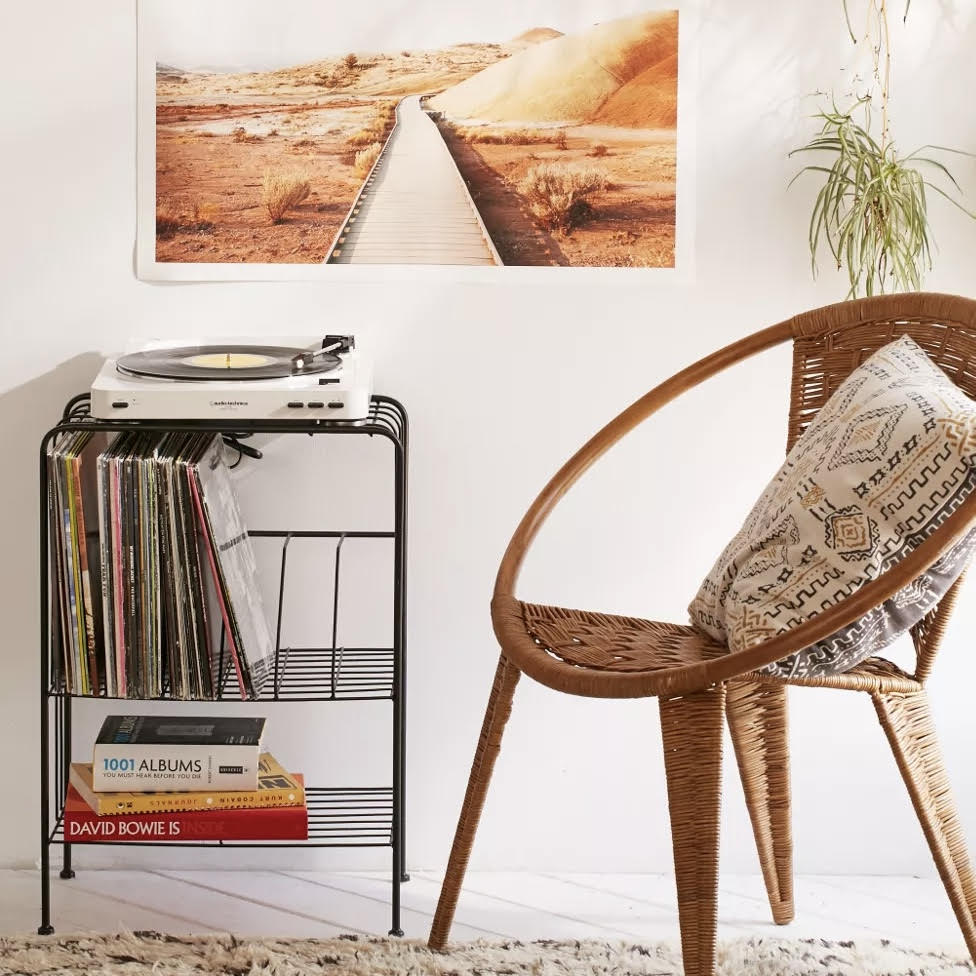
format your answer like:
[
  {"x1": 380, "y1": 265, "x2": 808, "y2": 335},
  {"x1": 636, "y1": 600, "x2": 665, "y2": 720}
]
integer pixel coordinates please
[
  {"x1": 440, "y1": 123, "x2": 676, "y2": 267},
  {"x1": 155, "y1": 97, "x2": 397, "y2": 264}
]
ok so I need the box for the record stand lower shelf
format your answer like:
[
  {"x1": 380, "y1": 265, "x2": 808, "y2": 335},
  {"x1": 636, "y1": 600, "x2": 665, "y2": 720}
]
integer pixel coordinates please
[{"x1": 38, "y1": 394, "x2": 409, "y2": 936}]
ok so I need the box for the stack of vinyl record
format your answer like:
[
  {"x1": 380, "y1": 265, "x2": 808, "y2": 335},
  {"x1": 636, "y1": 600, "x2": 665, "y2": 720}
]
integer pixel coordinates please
[{"x1": 47, "y1": 431, "x2": 274, "y2": 700}]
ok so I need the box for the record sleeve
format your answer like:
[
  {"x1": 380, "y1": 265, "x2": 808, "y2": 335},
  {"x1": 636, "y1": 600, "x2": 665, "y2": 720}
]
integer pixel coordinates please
[
  {"x1": 49, "y1": 430, "x2": 112, "y2": 694},
  {"x1": 188, "y1": 435, "x2": 274, "y2": 699},
  {"x1": 96, "y1": 445, "x2": 115, "y2": 696}
]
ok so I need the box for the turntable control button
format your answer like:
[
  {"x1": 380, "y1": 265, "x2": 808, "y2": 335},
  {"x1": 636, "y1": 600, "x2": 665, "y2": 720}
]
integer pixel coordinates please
[
  {"x1": 307, "y1": 401, "x2": 325, "y2": 409},
  {"x1": 287, "y1": 401, "x2": 304, "y2": 409},
  {"x1": 327, "y1": 401, "x2": 344, "y2": 409},
  {"x1": 111, "y1": 401, "x2": 129, "y2": 409}
]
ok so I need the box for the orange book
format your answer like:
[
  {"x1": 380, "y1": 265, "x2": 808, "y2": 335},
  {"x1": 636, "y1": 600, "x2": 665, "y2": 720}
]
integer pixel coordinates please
[{"x1": 69, "y1": 752, "x2": 304, "y2": 815}]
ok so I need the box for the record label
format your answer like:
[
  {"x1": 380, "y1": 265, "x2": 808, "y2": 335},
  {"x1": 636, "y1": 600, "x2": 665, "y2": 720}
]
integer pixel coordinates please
[{"x1": 184, "y1": 352, "x2": 275, "y2": 370}]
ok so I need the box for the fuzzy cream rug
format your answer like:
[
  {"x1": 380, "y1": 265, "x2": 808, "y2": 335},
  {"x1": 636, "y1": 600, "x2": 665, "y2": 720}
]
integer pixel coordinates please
[{"x1": 0, "y1": 932, "x2": 973, "y2": 976}]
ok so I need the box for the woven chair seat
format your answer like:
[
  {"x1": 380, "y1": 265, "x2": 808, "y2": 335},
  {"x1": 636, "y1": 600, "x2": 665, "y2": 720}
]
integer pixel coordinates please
[
  {"x1": 520, "y1": 601, "x2": 922, "y2": 692},
  {"x1": 520, "y1": 601, "x2": 729, "y2": 675},
  {"x1": 758, "y1": 654, "x2": 921, "y2": 694}
]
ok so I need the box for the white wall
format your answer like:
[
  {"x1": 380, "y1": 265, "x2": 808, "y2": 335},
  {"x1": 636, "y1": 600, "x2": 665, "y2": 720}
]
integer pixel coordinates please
[{"x1": 2, "y1": 0, "x2": 976, "y2": 882}]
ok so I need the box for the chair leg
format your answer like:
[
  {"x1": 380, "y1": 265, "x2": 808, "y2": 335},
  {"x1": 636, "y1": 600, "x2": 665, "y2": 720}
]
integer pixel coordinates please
[
  {"x1": 726, "y1": 680, "x2": 794, "y2": 925},
  {"x1": 428, "y1": 655, "x2": 521, "y2": 950},
  {"x1": 873, "y1": 690, "x2": 976, "y2": 962},
  {"x1": 660, "y1": 684, "x2": 726, "y2": 976}
]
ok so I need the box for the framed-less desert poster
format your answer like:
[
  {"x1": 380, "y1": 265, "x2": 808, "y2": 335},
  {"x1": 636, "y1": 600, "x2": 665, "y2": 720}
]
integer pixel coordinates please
[{"x1": 137, "y1": 1, "x2": 695, "y2": 280}]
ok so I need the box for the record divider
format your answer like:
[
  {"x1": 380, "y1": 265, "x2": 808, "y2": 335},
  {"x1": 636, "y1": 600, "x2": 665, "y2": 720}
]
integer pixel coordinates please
[{"x1": 38, "y1": 394, "x2": 408, "y2": 937}]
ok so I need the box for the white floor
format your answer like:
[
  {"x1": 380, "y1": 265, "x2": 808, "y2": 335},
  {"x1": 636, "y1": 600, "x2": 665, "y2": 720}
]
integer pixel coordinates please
[{"x1": 0, "y1": 869, "x2": 966, "y2": 948}]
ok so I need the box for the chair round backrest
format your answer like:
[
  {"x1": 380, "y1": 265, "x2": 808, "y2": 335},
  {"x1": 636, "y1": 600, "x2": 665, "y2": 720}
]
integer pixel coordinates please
[{"x1": 492, "y1": 293, "x2": 976, "y2": 697}]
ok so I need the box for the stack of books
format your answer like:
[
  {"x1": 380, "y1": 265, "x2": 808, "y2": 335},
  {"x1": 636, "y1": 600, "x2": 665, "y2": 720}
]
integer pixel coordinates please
[{"x1": 64, "y1": 715, "x2": 308, "y2": 842}]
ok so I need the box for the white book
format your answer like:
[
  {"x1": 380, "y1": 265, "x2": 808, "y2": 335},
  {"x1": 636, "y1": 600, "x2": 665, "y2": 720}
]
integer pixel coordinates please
[{"x1": 92, "y1": 715, "x2": 264, "y2": 792}]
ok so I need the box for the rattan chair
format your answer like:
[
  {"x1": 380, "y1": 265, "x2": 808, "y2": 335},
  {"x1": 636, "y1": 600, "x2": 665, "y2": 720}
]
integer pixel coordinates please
[{"x1": 427, "y1": 294, "x2": 976, "y2": 976}]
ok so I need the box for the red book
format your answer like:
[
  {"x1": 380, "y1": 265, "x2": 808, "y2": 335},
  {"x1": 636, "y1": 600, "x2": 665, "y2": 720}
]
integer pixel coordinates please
[{"x1": 63, "y1": 779, "x2": 308, "y2": 842}]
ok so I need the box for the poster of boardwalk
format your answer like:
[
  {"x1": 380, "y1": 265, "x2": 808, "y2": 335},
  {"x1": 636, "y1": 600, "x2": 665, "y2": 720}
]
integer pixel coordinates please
[{"x1": 137, "y1": 0, "x2": 693, "y2": 279}]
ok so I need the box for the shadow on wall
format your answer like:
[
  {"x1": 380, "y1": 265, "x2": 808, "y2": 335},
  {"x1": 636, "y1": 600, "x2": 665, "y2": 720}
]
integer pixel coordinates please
[{"x1": 0, "y1": 353, "x2": 103, "y2": 864}]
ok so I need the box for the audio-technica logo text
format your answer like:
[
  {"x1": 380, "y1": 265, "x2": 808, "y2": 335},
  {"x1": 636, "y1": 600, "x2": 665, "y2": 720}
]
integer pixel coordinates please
[{"x1": 210, "y1": 399, "x2": 249, "y2": 408}]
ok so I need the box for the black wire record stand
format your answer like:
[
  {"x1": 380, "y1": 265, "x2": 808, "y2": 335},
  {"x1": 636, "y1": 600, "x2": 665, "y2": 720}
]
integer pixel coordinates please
[{"x1": 38, "y1": 394, "x2": 409, "y2": 936}]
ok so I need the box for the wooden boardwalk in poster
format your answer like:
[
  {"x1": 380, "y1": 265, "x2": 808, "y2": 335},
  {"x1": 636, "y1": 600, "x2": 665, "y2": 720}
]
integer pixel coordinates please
[{"x1": 326, "y1": 95, "x2": 501, "y2": 266}]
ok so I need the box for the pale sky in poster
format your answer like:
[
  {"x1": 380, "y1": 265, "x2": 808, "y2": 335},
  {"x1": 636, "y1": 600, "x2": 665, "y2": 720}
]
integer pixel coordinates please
[{"x1": 144, "y1": 0, "x2": 671, "y2": 70}]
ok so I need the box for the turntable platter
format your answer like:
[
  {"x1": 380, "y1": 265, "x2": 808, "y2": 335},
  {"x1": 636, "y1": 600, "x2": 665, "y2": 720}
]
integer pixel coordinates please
[{"x1": 116, "y1": 344, "x2": 341, "y2": 382}]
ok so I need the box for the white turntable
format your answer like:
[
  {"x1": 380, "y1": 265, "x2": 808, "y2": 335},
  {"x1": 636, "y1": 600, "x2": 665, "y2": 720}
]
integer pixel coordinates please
[{"x1": 90, "y1": 335, "x2": 372, "y2": 420}]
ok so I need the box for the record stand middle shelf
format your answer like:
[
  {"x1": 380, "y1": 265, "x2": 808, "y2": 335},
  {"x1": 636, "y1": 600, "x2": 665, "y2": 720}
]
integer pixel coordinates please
[{"x1": 37, "y1": 394, "x2": 409, "y2": 937}]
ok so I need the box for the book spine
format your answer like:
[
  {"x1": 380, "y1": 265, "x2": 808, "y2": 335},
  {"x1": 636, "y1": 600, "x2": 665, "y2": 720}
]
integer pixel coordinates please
[
  {"x1": 64, "y1": 805, "x2": 307, "y2": 842},
  {"x1": 91, "y1": 744, "x2": 260, "y2": 792},
  {"x1": 70, "y1": 763, "x2": 304, "y2": 815},
  {"x1": 88, "y1": 782, "x2": 305, "y2": 815}
]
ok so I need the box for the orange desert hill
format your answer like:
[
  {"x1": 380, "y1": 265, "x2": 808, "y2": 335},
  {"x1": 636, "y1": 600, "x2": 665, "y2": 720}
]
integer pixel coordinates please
[{"x1": 430, "y1": 12, "x2": 678, "y2": 127}]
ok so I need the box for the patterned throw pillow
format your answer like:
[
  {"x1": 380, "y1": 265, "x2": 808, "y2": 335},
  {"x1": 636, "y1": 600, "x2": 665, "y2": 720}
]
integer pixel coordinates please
[{"x1": 689, "y1": 335, "x2": 976, "y2": 679}]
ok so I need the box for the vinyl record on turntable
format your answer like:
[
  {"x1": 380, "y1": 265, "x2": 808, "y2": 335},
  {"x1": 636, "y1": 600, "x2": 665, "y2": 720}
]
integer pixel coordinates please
[{"x1": 116, "y1": 344, "x2": 341, "y2": 382}]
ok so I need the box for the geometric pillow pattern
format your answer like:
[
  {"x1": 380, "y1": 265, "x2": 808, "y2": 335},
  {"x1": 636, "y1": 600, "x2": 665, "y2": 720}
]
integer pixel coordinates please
[{"x1": 689, "y1": 336, "x2": 976, "y2": 679}]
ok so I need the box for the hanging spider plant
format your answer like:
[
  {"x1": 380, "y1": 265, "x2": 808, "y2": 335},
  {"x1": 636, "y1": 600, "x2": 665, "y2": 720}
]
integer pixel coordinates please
[
  {"x1": 790, "y1": 100, "x2": 971, "y2": 297},
  {"x1": 790, "y1": 1, "x2": 973, "y2": 297}
]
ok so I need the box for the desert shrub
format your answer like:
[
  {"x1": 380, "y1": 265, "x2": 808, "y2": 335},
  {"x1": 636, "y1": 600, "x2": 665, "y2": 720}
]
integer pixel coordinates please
[
  {"x1": 347, "y1": 127, "x2": 381, "y2": 148},
  {"x1": 354, "y1": 142, "x2": 382, "y2": 178},
  {"x1": 456, "y1": 126, "x2": 564, "y2": 146},
  {"x1": 402, "y1": 50, "x2": 411, "y2": 57},
  {"x1": 232, "y1": 126, "x2": 261, "y2": 143},
  {"x1": 156, "y1": 201, "x2": 183, "y2": 238},
  {"x1": 590, "y1": 143, "x2": 609, "y2": 157},
  {"x1": 467, "y1": 128, "x2": 508, "y2": 145},
  {"x1": 347, "y1": 103, "x2": 395, "y2": 148},
  {"x1": 554, "y1": 129, "x2": 569, "y2": 151},
  {"x1": 156, "y1": 199, "x2": 215, "y2": 238},
  {"x1": 268, "y1": 128, "x2": 279, "y2": 137},
  {"x1": 262, "y1": 171, "x2": 311, "y2": 223},
  {"x1": 455, "y1": 126, "x2": 489, "y2": 144},
  {"x1": 344, "y1": 53, "x2": 359, "y2": 70},
  {"x1": 293, "y1": 137, "x2": 316, "y2": 148},
  {"x1": 514, "y1": 129, "x2": 550, "y2": 145},
  {"x1": 515, "y1": 164, "x2": 608, "y2": 232}
]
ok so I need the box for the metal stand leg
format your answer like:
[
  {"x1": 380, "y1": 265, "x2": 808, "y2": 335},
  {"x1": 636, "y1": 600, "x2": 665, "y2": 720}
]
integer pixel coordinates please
[
  {"x1": 38, "y1": 449, "x2": 54, "y2": 935},
  {"x1": 389, "y1": 434, "x2": 405, "y2": 936},
  {"x1": 60, "y1": 696, "x2": 75, "y2": 881},
  {"x1": 399, "y1": 408, "x2": 409, "y2": 885},
  {"x1": 38, "y1": 695, "x2": 53, "y2": 935}
]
